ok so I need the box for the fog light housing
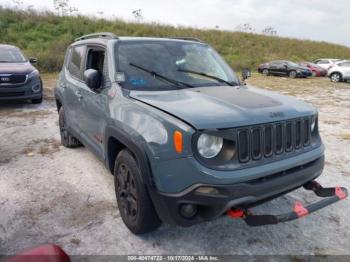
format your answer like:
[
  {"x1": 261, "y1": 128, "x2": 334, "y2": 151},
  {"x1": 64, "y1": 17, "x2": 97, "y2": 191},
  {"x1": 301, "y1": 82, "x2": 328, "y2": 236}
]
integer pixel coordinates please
[
  {"x1": 179, "y1": 204, "x2": 197, "y2": 219},
  {"x1": 32, "y1": 84, "x2": 41, "y2": 93},
  {"x1": 195, "y1": 186, "x2": 219, "y2": 195}
]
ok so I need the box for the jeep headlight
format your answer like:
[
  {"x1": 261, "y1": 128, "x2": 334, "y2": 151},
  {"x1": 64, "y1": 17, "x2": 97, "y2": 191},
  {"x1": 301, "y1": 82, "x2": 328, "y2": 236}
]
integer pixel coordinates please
[
  {"x1": 28, "y1": 70, "x2": 39, "y2": 79},
  {"x1": 197, "y1": 134, "x2": 223, "y2": 159}
]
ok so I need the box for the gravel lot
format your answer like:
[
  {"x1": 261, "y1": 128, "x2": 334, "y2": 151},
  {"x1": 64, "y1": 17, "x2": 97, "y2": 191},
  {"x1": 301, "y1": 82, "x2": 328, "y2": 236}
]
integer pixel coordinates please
[{"x1": 0, "y1": 74, "x2": 349, "y2": 256}]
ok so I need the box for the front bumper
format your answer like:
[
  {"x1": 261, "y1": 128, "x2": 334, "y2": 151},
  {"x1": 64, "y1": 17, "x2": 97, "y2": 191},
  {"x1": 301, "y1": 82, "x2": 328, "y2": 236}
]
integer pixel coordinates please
[
  {"x1": 149, "y1": 155, "x2": 324, "y2": 226},
  {"x1": 0, "y1": 78, "x2": 42, "y2": 101},
  {"x1": 297, "y1": 71, "x2": 312, "y2": 77}
]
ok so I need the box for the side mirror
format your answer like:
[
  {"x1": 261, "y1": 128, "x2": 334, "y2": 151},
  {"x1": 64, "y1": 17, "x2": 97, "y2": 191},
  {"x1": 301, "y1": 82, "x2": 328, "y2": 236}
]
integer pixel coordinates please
[
  {"x1": 29, "y1": 57, "x2": 37, "y2": 64},
  {"x1": 83, "y1": 69, "x2": 101, "y2": 90},
  {"x1": 242, "y1": 68, "x2": 251, "y2": 80}
]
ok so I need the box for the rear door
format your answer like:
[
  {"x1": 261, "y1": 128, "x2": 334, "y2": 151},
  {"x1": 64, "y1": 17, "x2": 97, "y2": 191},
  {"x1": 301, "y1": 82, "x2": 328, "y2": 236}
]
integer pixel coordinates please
[
  {"x1": 76, "y1": 44, "x2": 110, "y2": 160},
  {"x1": 62, "y1": 45, "x2": 86, "y2": 135}
]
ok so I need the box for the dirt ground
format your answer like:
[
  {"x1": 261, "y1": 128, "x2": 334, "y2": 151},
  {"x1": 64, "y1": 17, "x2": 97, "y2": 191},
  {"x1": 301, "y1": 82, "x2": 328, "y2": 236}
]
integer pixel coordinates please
[{"x1": 0, "y1": 74, "x2": 349, "y2": 256}]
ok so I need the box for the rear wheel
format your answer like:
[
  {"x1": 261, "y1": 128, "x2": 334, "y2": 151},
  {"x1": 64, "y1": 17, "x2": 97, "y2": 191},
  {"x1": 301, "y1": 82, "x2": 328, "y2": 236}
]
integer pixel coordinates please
[
  {"x1": 289, "y1": 70, "x2": 297, "y2": 78},
  {"x1": 330, "y1": 72, "x2": 342, "y2": 82},
  {"x1": 114, "y1": 149, "x2": 161, "y2": 234},
  {"x1": 58, "y1": 107, "x2": 81, "y2": 148},
  {"x1": 262, "y1": 69, "x2": 269, "y2": 76}
]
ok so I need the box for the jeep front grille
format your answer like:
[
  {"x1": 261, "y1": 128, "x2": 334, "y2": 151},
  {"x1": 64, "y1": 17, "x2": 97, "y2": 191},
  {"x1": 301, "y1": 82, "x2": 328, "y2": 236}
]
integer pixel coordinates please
[{"x1": 237, "y1": 118, "x2": 312, "y2": 163}]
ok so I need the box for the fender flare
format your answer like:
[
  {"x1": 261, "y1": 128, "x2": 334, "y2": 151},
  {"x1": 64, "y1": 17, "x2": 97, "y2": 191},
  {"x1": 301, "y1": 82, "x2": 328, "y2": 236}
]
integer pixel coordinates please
[
  {"x1": 104, "y1": 125, "x2": 154, "y2": 186},
  {"x1": 54, "y1": 92, "x2": 64, "y2": 112}
]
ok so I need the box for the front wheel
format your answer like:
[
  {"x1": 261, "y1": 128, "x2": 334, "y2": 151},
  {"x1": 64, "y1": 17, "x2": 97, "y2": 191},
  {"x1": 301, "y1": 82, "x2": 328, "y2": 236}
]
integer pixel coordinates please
[
  {"x1": 330, "y1": 72, "x2": 342, "y2": 82},
  {"x1": 289, "y1": 70, "x2": 297, "y2": 78},
  {"x1": 114, "y1": 149, "x2": 161, "y2": 234}
]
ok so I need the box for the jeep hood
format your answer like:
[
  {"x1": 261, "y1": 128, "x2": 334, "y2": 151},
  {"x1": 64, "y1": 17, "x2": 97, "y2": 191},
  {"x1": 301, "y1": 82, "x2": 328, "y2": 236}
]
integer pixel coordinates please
[{"x1": 129, "y1": 85, "x2": 316, "y2": 130}]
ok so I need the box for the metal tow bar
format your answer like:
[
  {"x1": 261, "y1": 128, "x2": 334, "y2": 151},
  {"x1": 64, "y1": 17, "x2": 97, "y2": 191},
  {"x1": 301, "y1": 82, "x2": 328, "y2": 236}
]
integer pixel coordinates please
[{"x1": 227, "y1": 180, "x2": 348, "y2": 226}]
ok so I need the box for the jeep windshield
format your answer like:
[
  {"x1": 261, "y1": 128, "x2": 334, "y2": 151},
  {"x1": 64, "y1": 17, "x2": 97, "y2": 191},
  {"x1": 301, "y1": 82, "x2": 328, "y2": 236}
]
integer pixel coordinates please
[
  {"x1": 0, "y1": 48, "x2": 27, "y2": 63},
  {"x1": 115, "y1": 40, "x2": 240, "y2": 90}
]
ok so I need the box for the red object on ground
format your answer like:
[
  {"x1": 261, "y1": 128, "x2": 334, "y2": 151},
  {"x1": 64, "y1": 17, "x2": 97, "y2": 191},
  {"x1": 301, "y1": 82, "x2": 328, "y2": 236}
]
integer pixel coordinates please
[
  {"x1": 6, "y1": 245, "x2": 70, "y2": 262},
  {"x1": 293, "y1": 201, "x2": 309, "y2": 217},
  {"x1": 335, "y1": 187, "x2": 347, "y2": 200},
  {"x1": 227, "y1": 209, "x2": 245, "y2": 218}
]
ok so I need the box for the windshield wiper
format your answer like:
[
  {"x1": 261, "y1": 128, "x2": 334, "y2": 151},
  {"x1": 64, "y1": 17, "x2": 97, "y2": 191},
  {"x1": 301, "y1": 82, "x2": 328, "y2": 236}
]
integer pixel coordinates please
[
  {"x1": 129, "y1": 63, "x2": 194, "y2": 89},
  {"x1": 177, "y1": 69, "x2": 237, "y2": 86}
]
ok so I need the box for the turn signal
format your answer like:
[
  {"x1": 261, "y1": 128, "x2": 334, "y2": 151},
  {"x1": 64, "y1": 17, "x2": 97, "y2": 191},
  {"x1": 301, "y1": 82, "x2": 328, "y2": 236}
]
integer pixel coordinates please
[{"x1": 173, "y1": 131, "x2": 183, "y2": 153}]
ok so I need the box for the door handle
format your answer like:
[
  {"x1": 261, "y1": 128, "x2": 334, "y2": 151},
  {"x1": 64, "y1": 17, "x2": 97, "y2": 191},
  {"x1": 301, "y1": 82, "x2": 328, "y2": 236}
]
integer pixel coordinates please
[{"x1": 75, "y1": 91, "x2": 83, "y2": 100}]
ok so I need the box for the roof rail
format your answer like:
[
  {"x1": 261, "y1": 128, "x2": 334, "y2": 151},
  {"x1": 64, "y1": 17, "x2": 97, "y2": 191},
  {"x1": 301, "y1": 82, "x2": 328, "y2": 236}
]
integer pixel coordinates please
[
  {"x1": 75, "y1": 32, "x2": 118, "y2": 42},
  {"x1": 170, "y1": 37, "x2": 203, "y2": 43}
]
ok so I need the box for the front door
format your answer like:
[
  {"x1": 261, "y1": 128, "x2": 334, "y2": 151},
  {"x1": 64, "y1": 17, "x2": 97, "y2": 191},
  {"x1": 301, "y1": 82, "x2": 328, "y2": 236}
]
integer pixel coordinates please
[
  {"x1": 276, "y1": 62, "x2": 288, "y2": 76},
  {"x1": 76, "y1": 45, "x2": 109, "y2": 161},
  {"x1": 341, "y1": 62, "x2": 350, "y2": 79}
]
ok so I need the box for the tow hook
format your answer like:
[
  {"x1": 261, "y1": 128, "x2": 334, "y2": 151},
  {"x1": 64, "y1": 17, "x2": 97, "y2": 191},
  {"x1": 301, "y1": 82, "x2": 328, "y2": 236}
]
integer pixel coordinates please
[{"x1": 227, "y1": 180, "x2": 348, "y2": 226}]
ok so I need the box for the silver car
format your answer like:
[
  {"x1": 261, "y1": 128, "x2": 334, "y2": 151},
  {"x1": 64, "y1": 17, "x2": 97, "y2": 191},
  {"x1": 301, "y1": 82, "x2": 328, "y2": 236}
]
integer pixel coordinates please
[{"x1": 327, "y1": 60, "x2": 350, "y2": 82}]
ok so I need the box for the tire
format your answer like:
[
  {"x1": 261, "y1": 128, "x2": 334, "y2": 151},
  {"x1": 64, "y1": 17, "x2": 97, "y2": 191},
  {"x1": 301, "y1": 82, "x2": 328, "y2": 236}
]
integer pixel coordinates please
[
  {"x1": 58, "y1": 107, "x2": 81, "y2": 148},
  {"x1": 289, "y1": 70, "x2": 297, "y2": 78},
  {"x1": 114, "y1": 149, "x2": 161, "y2": 234},
  {"x1": 262, "y1": 69, "x2": 269, "y2": 76},
  {"x1": 330, "y1": 72, "x2": 342, "y2": 83},
  {"x1": 32, "y1": 96, "x2": 43, "y2": 104}
]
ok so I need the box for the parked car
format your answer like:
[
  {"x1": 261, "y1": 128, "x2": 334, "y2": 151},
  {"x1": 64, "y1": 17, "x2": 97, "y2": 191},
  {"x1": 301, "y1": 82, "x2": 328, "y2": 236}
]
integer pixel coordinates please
[
  {"x1": 313, "y1": 58, "x2": 341, "y2": 70},
  {"x1": 327, "y1": 60, "x2": 350, "y2": 82},
  {"x1": 258, "y1": 60, "x2": 312, "y2": 78},
  {"x1": 0, "y1": 44, "x2": 42, "y2": 103},
  {"x1": 299, "y1": 62, "x2": 327, "y2": 77},
  {"x1": 55, "y1": 33, "x2": 347, "y2": 234}
]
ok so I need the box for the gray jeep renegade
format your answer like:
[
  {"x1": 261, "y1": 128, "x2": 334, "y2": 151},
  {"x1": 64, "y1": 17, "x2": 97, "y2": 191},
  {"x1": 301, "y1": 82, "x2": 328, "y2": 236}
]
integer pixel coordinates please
[{"x1": 55, "y1": 32, "x2": 347, "y2": 234}]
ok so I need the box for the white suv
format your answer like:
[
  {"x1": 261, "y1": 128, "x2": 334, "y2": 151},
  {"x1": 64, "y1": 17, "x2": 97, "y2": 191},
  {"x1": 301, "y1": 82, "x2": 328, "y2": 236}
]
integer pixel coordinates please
[
  {"x1": 327, "y1": 60, "x2": 350, "y2": 82},
  {"x1": 313, "y1": 58, "x2": 341, "y2": 70}
]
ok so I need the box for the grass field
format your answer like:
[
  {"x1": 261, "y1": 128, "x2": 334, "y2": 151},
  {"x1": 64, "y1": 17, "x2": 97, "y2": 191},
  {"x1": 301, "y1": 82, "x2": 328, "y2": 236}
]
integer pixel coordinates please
[{"x1": 2, "y1": 7, "x2": 350, "y2": 72}]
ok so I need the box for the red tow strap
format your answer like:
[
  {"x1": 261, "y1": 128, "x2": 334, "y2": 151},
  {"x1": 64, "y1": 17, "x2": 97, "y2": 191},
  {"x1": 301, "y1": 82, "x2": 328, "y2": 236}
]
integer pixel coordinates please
[
  {"x1": 227, "y1": 209, "x2": 245, "y2": 218},
  {"x1": 335, "y1": 187, "x2": 347, "y2": 200},
  {"x1": 293, "y1": 201, "x2": 309, "y2": 217}
]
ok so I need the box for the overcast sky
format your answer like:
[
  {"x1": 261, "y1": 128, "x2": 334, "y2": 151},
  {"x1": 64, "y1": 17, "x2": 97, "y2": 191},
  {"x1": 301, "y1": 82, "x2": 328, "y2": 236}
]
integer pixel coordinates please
[{"x1": 3, "y1": 0, "x2": 350, "y2": 47}]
